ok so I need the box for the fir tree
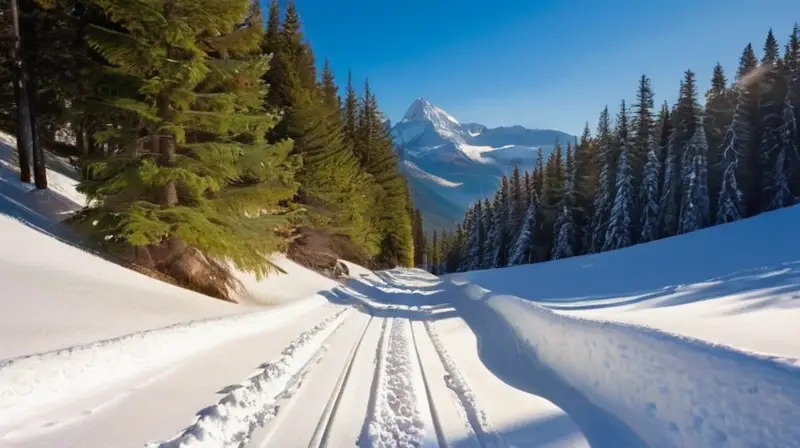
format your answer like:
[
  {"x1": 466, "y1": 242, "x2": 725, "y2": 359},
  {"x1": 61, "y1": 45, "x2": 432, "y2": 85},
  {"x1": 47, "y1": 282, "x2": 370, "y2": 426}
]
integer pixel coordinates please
[
  {"x1": 638, "y1": 134, "x2": 661, "y2": 243},
  {"x1": 75, "y1": 0, "x2": 299, "y2": 298},
  {"x1": 758, "y1": 29, "x2": 786, "y2": 212},
  {"x1": 509, "y1": 165, "x2": 525, "y2": 238},
  {"x1": 575, "y1": 122, "x2": 597, "y2": 253},
  {"x1": 509, "y1": 193, "x2": 539, "y2": 266},
  {"x1": 716, "y1": 85, "x2": 750, "y2": 224},
  {"x1": 604, "y1": 101, "x2": 634, "y2": 251},
  {"x1": 632, "y1": 75, "x2": 656, "y2": 203},
  {"x1": 705, "y1": 63, "x2": 732, "y2": 216},
  {"x1": 590, "y1": 106, "x2": 613, "y2": 252},
  {"x1": 461, "y1": 202, "x2": 484, "y2": 271},
  {"x1": 551, "y1": 204, "x2": 575, "y2": 260},
  {"x1": 678, "y1": 117, "x2": 711, "y2": 233},
  {"x1": 488, "y1": 176, "x2": 511, "y2": 267}
]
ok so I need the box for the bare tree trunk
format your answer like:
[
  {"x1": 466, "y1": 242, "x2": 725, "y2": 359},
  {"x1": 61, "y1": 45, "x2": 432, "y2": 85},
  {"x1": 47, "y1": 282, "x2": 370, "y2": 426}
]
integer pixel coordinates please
[
  {"x1": 10, "y1": 0, "x2": 32, "y2": 183},
  {"x1": 28, "y1": 76, "x2": 47, "y2": 189}
]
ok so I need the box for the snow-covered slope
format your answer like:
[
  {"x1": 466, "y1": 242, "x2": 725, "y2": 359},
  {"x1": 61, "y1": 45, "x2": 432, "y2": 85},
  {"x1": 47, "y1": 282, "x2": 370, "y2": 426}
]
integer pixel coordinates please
[
  {"x1": 447, "y1": 205, "x2": 800, "y2": 359},
  {"x1": 442, "y1": 206, "x2": 800, "y2": 448},
  {"x1": 391, "y1": 98, "x2": 573, "y2": 231},
  {"x1": 0, "y1": 134, "x2": 344, "y2": 359}
]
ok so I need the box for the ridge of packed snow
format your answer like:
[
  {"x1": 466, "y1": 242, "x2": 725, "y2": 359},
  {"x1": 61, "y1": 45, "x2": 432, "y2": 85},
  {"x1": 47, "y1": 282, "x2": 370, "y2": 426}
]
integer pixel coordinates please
[
  {"x1": 364, "y1": 318, "x2": 428, "y2": 447},
  {"x1": 150, "y1": 308, "x2": 349, "y2": 448},
  {"x1": 451, "y1": 281, "x2": 800, "y2": 447},
  {"x1": 0, "y1": 298, "x2": 328, "y2": 431}
]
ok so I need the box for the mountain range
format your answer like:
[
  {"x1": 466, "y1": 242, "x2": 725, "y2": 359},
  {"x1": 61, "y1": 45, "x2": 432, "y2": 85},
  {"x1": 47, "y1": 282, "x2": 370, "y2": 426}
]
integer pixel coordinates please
[{"x1": 390, "y1": 98, "x2": 575, "y2": 231}]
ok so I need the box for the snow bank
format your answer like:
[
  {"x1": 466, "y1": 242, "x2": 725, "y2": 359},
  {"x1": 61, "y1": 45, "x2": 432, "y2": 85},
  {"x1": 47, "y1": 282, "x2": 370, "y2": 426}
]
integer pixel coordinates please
[
  {"x1": 0, "y1": 297, "x2": 331, "y2": 432},
  {"x1": 453, "y1": 282, "x2": 800, "y2": 448},
  {"x1": 231, "y1": 254, "x2": 340, "y2": 305},
  {"x1": 151, "y1": 308, "x2": 348, "y2": 448},
  {"x1": 447, "y1": 205, "x2": 800, "y2": 360}
]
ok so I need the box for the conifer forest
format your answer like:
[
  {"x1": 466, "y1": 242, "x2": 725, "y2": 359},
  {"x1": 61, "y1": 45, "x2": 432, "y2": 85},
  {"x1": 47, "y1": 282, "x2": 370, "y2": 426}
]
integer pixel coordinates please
[{"x1": 424, "y1": 26, "x2": 800, "y2": 275}]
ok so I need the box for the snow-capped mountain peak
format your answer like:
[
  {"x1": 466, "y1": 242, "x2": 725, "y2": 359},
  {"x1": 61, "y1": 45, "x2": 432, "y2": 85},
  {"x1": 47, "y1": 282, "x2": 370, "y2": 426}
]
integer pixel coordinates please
[{"x1": 401, "y1": 97, "x2": 460, "y2": 126}]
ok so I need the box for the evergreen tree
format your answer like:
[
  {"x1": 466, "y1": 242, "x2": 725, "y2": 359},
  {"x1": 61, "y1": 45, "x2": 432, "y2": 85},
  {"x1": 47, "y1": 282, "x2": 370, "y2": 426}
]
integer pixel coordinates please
[
  {"x1": 632, "y1": 75, "x2": 656, "y2": 206},
  {"x1": 574, "y1": 122, "x2": 597, "y2": 253},
  {"x1": 480, "y1": 196, "x2": 496, "y2": 269},
  {"x1": 509, "y1": 193, "x2": 539, "y2": 266},
  {"x1": 603, "y1": 101, "x2": 634, "y2": 251},
  {"x1": 678, "y1": 117, "x2": 711, "y2": 233},
  {"x1": 590, "y1": 106, "x2": 613, "y2": 252},
  {"x1": 716, "y1": 85, "x2": 750, "y2": 224},
  {"x1": 758, "y1": 29, "x2": 786, "y2": 212},
  {"x1": 509, "y1": 165, "x2": 525, "y2": 238},
  {"x1": 461, "y1": 202, "x2": 484, "y2": 271},
  {"x1": 551, "y1": 204, "x2": 575, "y2": 260},
  {"x1": 705, "y1": 63, "x2": 732, "y2": 216},
  {"x1": 487, "y1": 176, "x2": 511, "y2": 267},
  {"x1": 532, "y1": 147, "x2": 545, "y2": 200},
  {"x1": 75, "y1": 0, "x2": 299, "y2": 298},
  {"x1": 638, "y1": 134, "x2": 661, "y2": 243},
  {"x1": 736, "y1": 43, "x2": 762, "y2": 214},
  {"x1": 356, "y1": 81, "x2": 413, "y2": 267}
]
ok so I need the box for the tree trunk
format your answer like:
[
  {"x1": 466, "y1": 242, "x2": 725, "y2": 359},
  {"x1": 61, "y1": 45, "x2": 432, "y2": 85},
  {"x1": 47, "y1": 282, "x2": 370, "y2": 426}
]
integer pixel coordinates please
[
  {"x1": 11, "y1": 0, "x2": 32, "y2": 183},
  {"x1": 28, "y1": 76, "x2": 47, "y2": 189}
]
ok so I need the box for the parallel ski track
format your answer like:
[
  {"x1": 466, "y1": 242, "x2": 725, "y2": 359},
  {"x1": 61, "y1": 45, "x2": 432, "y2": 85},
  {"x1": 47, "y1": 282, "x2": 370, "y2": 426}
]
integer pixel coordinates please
[
  {"x1": 410, "y1": 321, "x2": 449, "y2": 448},
  {"x1": 308, "y1": 315, "x2": 375, "y2": 448},
  {"x1": 422, "y1": 321, "x2": 505, "y2": 448}
]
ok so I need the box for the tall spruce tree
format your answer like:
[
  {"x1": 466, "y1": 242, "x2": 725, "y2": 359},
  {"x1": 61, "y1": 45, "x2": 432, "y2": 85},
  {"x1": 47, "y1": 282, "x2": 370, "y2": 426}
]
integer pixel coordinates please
[
  {"x1": 75, "y1": 0, "x2": 299, "y2": 298},
  {"x1": 590, "y1": 106, "x2": 613, "y2": 252},
  {"x1": 638, "y1": 133, "x2": 661, "y2": 243},
  {"x1": 509, "y1": 192, "x2": 539, "y2": 266},
  {"x1": 716, "y1": 84, "x2": 750, "y2": 224},
  {"x1": 705, "y1": 63, "x2": 732, "y2": 216},
  {"x1": 758, "y1": 29, "x2": 786, "y2": 212},
  {"x1": 604, "y1": 101, "x2": 634, "y2": 251},
  {"x1": 678, "y1": 117, "x2": 711, "y2": 233}
]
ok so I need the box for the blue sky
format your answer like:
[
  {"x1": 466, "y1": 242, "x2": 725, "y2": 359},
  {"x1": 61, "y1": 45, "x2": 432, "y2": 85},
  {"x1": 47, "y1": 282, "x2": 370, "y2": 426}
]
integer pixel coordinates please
[{"x1": 270, "y1": 0, "x2": 798, "y2": 136}]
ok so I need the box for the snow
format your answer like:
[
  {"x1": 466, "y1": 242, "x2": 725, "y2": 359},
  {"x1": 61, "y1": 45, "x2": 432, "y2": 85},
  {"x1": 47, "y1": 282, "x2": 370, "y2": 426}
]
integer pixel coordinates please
[
  {"x1": 151, "y1": 309, "x2": 349, "y2": 448},
  {"x1": 402, "y1": 160, "x2": 463, "y2": 187},
  {"x1": 444, "y1": 205, "x2": 800, "y2": 446}
]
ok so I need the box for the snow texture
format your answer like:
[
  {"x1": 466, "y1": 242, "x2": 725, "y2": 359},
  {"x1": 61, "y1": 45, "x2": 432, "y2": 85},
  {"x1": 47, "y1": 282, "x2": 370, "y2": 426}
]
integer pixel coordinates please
[
  {"x1": 150, "y1": 308, "x2": 349, "y2": 448},
  {"x1": 0, "y1": 298, "x2": 330, "y2": 431},
  {"x1": 364, "y1": 318, "x2": 427, "y2": 448},
  {"x1": 423, "y1": 322, "x2": 503, "y2": 447},
  {"x1": 452, "y1": 282, "x2": 800, "y2": 448}
]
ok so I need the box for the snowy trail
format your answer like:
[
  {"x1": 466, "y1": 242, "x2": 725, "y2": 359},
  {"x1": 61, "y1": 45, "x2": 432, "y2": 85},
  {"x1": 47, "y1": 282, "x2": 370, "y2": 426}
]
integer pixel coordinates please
[{"x1": 248, "y1": 272, "x2": 588, "y2": 448}]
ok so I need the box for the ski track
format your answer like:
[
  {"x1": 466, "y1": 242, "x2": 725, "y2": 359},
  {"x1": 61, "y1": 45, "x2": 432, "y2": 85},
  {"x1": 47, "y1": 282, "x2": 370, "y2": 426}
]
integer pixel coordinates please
[
  {"x1": 308, "y1": 316, "x2": 375, "y2": 447},
  {"x1": 363, "y1": 318, "x2": 429, "y2": 448},
  {"x1": 148, "y1": 308, "x2": 349, "y2": 448},
  {"x1": 0, "y1": 298, "x2": 327, "y2": 431},
  {"x1": 423, "y1": 321, "x2": 504, "y2": 448}
]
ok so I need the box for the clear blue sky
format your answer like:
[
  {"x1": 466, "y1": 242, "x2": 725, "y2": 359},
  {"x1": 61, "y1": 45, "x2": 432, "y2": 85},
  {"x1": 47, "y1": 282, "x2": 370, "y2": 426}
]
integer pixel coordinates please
[{"x1": 267, "y1": 0, "x2": 798, "y2": 136}]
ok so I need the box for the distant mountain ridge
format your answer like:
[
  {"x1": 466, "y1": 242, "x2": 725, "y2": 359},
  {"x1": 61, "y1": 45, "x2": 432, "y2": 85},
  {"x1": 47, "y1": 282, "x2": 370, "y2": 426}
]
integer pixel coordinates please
[{"x1": 390, "y1": 98, "x2": 574, "y2": 231}]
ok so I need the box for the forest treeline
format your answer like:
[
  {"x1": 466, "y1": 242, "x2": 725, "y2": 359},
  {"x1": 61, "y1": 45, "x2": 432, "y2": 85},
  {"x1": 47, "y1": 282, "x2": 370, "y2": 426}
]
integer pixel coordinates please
[
  {"x1": 0, "y1": 0, "x2": 415, "y2": 300},
  {"x1": 424, "y1": 25, "x2": 800, "y2": 275}
]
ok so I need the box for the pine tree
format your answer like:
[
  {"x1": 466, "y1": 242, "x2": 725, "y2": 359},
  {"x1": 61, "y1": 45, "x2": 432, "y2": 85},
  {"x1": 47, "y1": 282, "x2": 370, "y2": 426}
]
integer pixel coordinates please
[
  {"x1": 604, "y1": 101, "x2": 634, "y2": 251},
  {"x1": 551, "y1": 204, "x2": 575, "y2": 260},
  {"x1": 678, "y1": 118, "x2": 711, "y2": 233},
  {"x1": 590, "y1": 106, "x2": 614, "y2": 252},
  {"x1": 508, "y1": 165, "x2": 525, "y2": 239},
  {"x1": 356, "y1": 81, "x2": 413, "y2": 267},
  {"x1": 736, "y1": 43, "x2": 761, "y2": 215},
  {"x1": 479, "y1": 198, "x2": 495, "y2": 268},
  {"x1": 632, "y1": 75, "x2": 656, "y2": 213},
  {"x1": 705, "y1": 63, "x2": 732, "y2": 217},
  {"x1": 758, "y1": 29, "x2": 786, "y2": 212},
  {"x1": 509, "y1": 193, "x2": 539, "y2": 265},
  {"x1": 574, "y1": 122, "x2": 597, "y2": 253},
  {"x1": 638, "y1": 134, "x2": 661, "y2": 243},
  {"x1": 716, "y1": 85, "x2": 750, "y2": 224},
  {"x1": 460, "y1": 202, "x2": 483, "y2": 271},
  {"x1": 488, "y1": 176, "x2": 511, "y2": 267},
  {"x1": 75, "y1": 0, "x2": 299, "y2": 298}
]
